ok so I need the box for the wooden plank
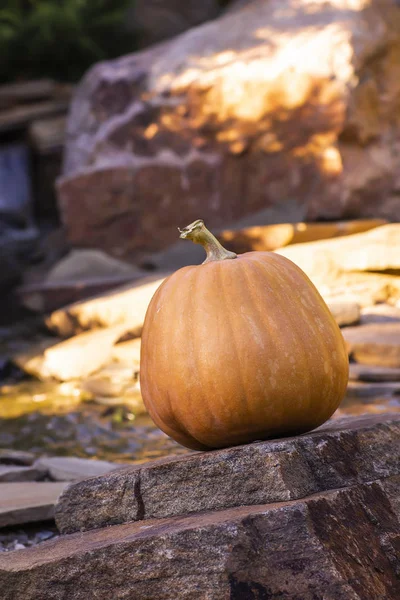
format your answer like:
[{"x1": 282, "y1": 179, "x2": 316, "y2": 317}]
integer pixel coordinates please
[
  {"x1": 0, "y1": 80, "x2": 55, "y2": 110},
  {"x1": 0, "y1": 100, "x2": 69, "y2": 133}
]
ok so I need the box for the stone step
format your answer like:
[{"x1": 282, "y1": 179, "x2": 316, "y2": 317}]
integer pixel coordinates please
[
  {"x1": 349, "y1": 363, "x2": 400, "y2": 382},
  {"x1": 219, "y1": 219, "x2": 387, "y2": 254},
  {"x1": 0, "y1": 465, "x2": 46, "y2": 483},
  {"x1": 55, "y1": 413, "x2": 400, "y2": 535},
  {"x1": 33, "y1": 456, "x2": 126, "y2": 482},
  {"x1": 1, "y1": 477, "x2": 399, "y2": 599},
  {"x1": 360, "y1": 304, "x2": 400, "y2": 325},
  {"x1": 346, "y1": 381, "x2": 400, "y2": 397},
  {"x1": 342, "y1": 323, "x2": 400, "y2": 368},
  {"x1": 0, "y1": 482, "x2": 68, "y2": 528}
]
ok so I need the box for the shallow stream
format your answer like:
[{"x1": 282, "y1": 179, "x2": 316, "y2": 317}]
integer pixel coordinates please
[{"x1": 0, "y1": 378, "x2": 399, "y2": 462}]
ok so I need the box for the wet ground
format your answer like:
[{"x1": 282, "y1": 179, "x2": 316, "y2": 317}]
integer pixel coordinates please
[
  {"x1": 0, "y1": 383, "x2": 188, "y2": 464},
  {"x1": 0, "y1": 320, "x2": 189, "y2": 463},
  {"x1": 0, "y1": 407, "x2": 189, "y2": 463},
  {"x1": 0, "y1": 377, "x2": 399, "y2": 463},
  {"x1": 0, "y1": 375, "x2": 191, "y2": 553}
]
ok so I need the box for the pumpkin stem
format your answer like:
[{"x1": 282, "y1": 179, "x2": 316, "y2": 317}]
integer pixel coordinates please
[{"x1": 178, "y1": 219, "x2": 237, "y2": 264}]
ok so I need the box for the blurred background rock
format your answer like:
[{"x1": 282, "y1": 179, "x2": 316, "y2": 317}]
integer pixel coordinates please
[{"x1": 0, "y1": 0, "x2": 226, "y2": 299}]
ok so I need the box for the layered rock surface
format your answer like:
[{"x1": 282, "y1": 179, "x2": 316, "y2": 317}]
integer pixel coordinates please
[
  {"x1": 275, "y1": 224, "x2": 400, "y2": 306},
  {"x1": 1, "y1": 413, "x2": 400, "y2": 599},
  {"x1": 343, "y1": 323, "x2": 400, "y2": 367},
  {"x1": 59, "y1": 0, "x2": 400, "y2": 258},
  {"x1": 45, "y1": 273, "x2": 167, "y2": 338},
  {"x1": 55, "y1": 413, "x2": 400, "y2": 533},
  {"x1": 41, "y1": 223, "x2": 400, "y2": 340},
  {"x1": 2, "y1": 481, "x2": 400, "y2": 600}
]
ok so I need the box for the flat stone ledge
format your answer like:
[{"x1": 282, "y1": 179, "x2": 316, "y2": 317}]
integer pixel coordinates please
[
  {"x1": 2, "y1": 478, "x2": 400, "y2": 600},
  {"x1": 55, "y1": 413, "x2": 400, "y2": 534},
  {"x1": 0, "y1": 482, "x2": 68, "y2": 528},
  {"x1": 0, "y1": 465, "x2": 46, "y2": 483}
]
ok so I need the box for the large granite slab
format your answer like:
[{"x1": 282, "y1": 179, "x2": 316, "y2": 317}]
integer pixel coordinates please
[
  {"x1": 1, "y1": 478, "x2": 400, "y2": 599},
  {"x1": 56, "y1": 413, "x2": 400, "y2": 534},
  {"x1": 0, "y1": 482, "x2": 68, "y2": 528}
]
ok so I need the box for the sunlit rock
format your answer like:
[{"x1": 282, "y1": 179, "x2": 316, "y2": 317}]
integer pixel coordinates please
[
  {"x1": 276, "y1": 224, "x2": 400, "y2": 278},
  {"x1": 111, "y1": 338, "x2": 141, "y2": 371},
  {"x1": 46, "y1": 274, "x2": 166, "y2": 337},
  {"x1": 219, "y1": 219, "x2": 387, "y2": 254},
  {"x1": 275, "y1": 224, "x2": 400, "y2": 306},
  {"x1": 59, "y1": 0, "x2": 400, "y2": 258},
  {"x1": 12, "y1": 327, "x2": 126, "y2": 382}
]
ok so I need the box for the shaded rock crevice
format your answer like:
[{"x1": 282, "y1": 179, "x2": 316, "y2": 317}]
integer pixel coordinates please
[
  {"x1": 307, "y1": 482, "x2": 400, "y2": 599},
  {"x1": 133, "y1": 470, "x2": 146, "y2": 521}
]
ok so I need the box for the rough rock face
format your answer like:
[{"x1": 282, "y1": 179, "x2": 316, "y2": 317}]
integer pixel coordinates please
[
  {"x1": 59, "y1": 0, "x2": 400, "y2": 258},
  {"x1": 1, "y1": 414, "x2": 400, "y2": 599},
  {"x1": 1, "y1": 481, "x2": 400, "y2": 599},
  {"x1": 55, "y1": 413, "x2": 400, "y2": 534}
]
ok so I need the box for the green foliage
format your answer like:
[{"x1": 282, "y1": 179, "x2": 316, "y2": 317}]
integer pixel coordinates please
[{"x1": 0, "y1": 0, "x2": 135, "y2": 83}]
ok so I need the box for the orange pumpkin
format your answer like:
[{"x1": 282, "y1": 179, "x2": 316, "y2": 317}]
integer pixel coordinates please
[{"x1": 140, "y1": 219, "x2": 349, "y2": 450}]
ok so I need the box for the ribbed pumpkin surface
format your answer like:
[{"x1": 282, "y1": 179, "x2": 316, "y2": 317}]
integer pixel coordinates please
[{"x1": 140, "y1": 251, "x2": 349, "y2": 450}]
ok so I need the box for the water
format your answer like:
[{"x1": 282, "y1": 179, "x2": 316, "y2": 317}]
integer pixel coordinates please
[
  {"x1": 0, "y1": 377, "x2": 399, "y2": 462},
  {"x1": 0, "y1": 400, "x2": 188, "y2": 464},
  {"x1": 0, "y1": 379, "x2": 189, "y2": 463}
]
